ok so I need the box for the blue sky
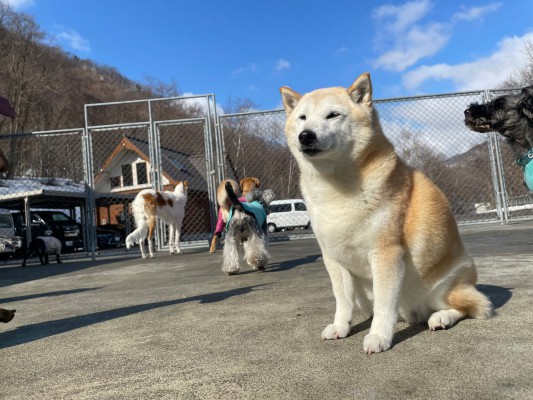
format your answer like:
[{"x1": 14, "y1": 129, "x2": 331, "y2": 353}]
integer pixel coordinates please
[{"x1": 4, "y1": 0, "x2": 533, "y2": 112}]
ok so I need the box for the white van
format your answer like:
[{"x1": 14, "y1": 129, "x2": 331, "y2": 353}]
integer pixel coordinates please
[
  {"x1": 267, "y1": 199, "x2": 311, "y2": 233},
  {"x1": 0, "y1": 209, "x2": 22, "y2": 256}
]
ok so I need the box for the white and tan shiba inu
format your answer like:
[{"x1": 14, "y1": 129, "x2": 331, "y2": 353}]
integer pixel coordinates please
[{"x1": 280, "y1": 73, "x2": 491, "y2": 354}]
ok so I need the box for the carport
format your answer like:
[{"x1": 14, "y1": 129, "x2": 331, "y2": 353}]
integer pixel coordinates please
[{"x1": 0, "y1": 179, "x2": 134, "y2": 256}]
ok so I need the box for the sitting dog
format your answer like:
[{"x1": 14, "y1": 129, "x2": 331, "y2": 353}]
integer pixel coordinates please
[
  {"x1": 221, "y1": 181, "x2": 274, "y2": 275},
  {"x1": 210, "y1": 177, "x2": 261, "y2": 254},
  {"x1": 0, "y1": 308, "x2": 15, "y2": 323},
  {"x1": 280, "y1": 72, "x2": 491, "y2": 354},
  {"x1": 21, "y1": 236, "x2": 62, "y2": 267},
  {"x1": 126, "y1": 180, "x2": 188, "y2": 258},
  {"x1": 464, "y1": 86, "x2": 533, "y2": 192}
]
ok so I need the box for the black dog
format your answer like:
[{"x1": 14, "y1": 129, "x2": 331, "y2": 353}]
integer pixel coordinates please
[
  {"x1": 21, "y1": 236, "x2": 62, "y2": 267},
  {"x1": 0, "y1": 308, "x2": 15, "y2": 323},
  {"x1": 464, "y1": 86, "x2": 533, "y2": 192}
]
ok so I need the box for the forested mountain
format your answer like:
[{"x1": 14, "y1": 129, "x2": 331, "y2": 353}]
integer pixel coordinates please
[{"x1": 0, "y1": 4, "x2": 191, "y2": 135}]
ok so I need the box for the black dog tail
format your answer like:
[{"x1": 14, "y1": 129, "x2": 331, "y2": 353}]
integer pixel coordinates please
[{"x1": 225, "y1": 181, "x2": 243, "y2": 211}]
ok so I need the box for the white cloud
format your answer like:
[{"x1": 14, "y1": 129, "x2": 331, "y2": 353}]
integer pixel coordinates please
[
  {"x1": 372, "y1": 0, "x2": 449, "y2": 71},
  {"x1": 275, "y1": 59, "x2": 290, "y2": 72},
  {"x1": 374, "y1": 22, "x2": 450, "y2": 71},
  {"x1": 180, "y1": 92, "x2": 225, "y2": 116},
  {"x1": 232, "y1": 63, "x2": 257, "y2": 75},
  {"x1": 373, "y1": 0, "x2": 432, "y2": 34},
  {"x1": 2, "y1": 0, "x2": 34, "y2": 10},
  {"x1": 452, "y1": 3, "x2": 502, "y2": 22},
  {"x1": 372, "y1": 1, "x2": 501, "y2": 72},
  {"x1": 402, "y1": 32, "x2": 533, "y2": 91},
  {"x1": 55, "y1": 28, "x2": 91, "y2": 52}
]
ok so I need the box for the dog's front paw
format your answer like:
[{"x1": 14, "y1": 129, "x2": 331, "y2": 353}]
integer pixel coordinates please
[
  {"x1": 322, "y1": 323, "x2": 350, "y2": 340},
  {"x1": 363, "y1": 334, "x2": 391, "y2": 354}
]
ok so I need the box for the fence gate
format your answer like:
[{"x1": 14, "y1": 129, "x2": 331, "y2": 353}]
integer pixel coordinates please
[{"x1": 84, "y1": 95, "x2": 219, "y2": 258}]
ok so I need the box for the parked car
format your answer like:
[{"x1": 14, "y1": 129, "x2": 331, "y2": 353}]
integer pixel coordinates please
[
  {"x1": 96, "y1": 227, "x2": 124, "y2": 249},
  {"x1": 0, "y1": 209, "x2": 22, "y2": 259},
  {"x1": 12, "y1": 211, "x2": 82, "y2": 253},
  {"x1": 266, "y1": 199, "x2": 311, "y2": 233},
  {"x1": 98, "y1": 223, "x2": 126, "y2": 240}
]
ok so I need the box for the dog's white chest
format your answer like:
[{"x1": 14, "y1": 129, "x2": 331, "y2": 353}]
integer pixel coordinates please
[{"x1": 305, "y1": 189, "x2": 379, "y2": 278}]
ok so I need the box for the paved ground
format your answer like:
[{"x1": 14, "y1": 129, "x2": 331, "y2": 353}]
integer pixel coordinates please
[{"x1": 1, "y1": 221, "x2": 532, "y2": 400}]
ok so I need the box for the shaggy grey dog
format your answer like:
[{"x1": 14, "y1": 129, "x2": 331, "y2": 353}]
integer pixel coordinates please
[
  {"x1": 464, "y1": 86, "x2": 533, "y2": 160},
  {"x1": 221, "y1": 181, "x2": 274, "y2": 275},
  {"x1": 464, "y1": 86, "x2": 533, "y2": 195}
]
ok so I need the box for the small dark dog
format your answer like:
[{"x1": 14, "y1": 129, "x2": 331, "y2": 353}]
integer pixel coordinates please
[
  {"x1": 464, "y1": 86, "x2": 533, "y2": 159},
  {"x1": 22, "y1": 236, "x2": 62, "y2": 267},
  {"x1": 221, "y1": 181, "x2": 274, "y2": 275},
  {"x1": 464, "y1": 86, "x2": 533, "y2": 192},
  {"x1": 0, "y1": 308, "x2": 15, "y2": 323}
]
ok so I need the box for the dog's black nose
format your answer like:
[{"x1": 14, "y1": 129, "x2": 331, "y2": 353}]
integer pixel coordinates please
[{"x1": 298, "y1": 130, "x2": 317, "y2": 145}]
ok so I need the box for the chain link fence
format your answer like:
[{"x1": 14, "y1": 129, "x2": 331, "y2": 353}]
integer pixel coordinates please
[
  {"x1": 0, "y1": 89, "x2": 531, "y2": 263},
  {"x1": 0, "y1": 129, "x2": 89, "y2": 262}
]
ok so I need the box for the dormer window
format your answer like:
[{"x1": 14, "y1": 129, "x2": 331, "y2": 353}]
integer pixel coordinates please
[
  {"x1": 136, "y1": 162, "x2": 148, "y2": 185},
  {"x1": 122, "y1": 164, "x2": 133, "y2": 186}
]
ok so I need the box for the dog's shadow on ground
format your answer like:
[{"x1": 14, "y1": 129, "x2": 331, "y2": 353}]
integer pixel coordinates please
[
  {"x1": 477, "y1": 284, "x2": 513, "y2": 311},
  {"x1": 0, "y1": 284, "x2": 270, "y2": 349},
  {"x1": 265, "y1": 254, "x2": 322, "y2": 273},
  {"x1": 346, "y1": 284, "x2": 512, "y2": 348}
]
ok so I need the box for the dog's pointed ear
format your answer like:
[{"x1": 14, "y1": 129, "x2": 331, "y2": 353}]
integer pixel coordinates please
[
  {"x1": 280, "y1": 87, "x2": 302, "y2": 114},
  {"x1": 518, "y1": 86, "x2": 533, "y2": 120},
  {"x1": 348, "y1": 72, "x2": 372, "y2": 107}
]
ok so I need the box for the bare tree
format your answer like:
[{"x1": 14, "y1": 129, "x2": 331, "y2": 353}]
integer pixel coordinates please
[{"x1": 500, "y1": 40, "x2": 533, "y2": 88}]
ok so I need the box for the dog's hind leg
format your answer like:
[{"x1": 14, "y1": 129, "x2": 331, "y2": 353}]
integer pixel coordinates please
[
  {"x1": 221, "y1": 234, "x2": 240, "y2": 275},
  {"x1": 55, "y1": 254, "x2": 62, "y2": 264},
  {"x1": 138, "y1": 240, "x2": 147, "y2": 259},
  {"x1": 243, "y1": 234, "x2": 269, "y2": 270},
  {"x1": 146, "y1": 214, "x2": 156, "y2": 258},
  {"x1": 168, "y1": 223, "x2": 175, "y2": 254},
  {"x1": 173, "y1": 220, "x2": 183, "y2": 254}
]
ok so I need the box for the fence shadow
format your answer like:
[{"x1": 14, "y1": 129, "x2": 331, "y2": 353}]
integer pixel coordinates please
[
  {"x1": 0, "y1": 288, "x2": 99, "y2": 305},
  {"x1": 0, "y1": 284, "x2": 270, "y2": 349},
  {"x1": 0, "y1": 256, "x2": 139, "y2": 289}
]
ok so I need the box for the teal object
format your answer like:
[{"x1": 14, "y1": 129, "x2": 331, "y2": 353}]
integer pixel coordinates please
[
  {"x1": 516, "y1": 148, "x2": 533, "y2": 191},
  {"x1": 226, "y1": 201, "x2": 267, "y2": 231},
  {"x1": 524, "y1": 161, "x2": 533, "y2": 191}
]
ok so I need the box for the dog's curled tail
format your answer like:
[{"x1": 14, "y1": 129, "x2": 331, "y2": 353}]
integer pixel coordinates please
[
  {"x1": 447, "y1": 283, "x2": 493, "y2": 319},
  {"x1": 225, "y1": 181, "x2": 243, "y2": 211},
  {"x1": 125, "y1": 195, "x2": 148, "y2": 248}
]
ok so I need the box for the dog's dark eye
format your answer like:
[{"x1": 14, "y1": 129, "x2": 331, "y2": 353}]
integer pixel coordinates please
[
  {"x1": 326, "y1": 112, "x2": 340, "y2": 119},
  {"x1": 299, "y1": 114, "x2": 306, "y2": 120}
]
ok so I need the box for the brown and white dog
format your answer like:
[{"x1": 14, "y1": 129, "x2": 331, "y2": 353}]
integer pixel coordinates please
[
  {"x1": 126, "y1": 180, "x2": 189, "y2": 258},
  {"x1": 209, "y1": 177, "x2": 261, "y2": 253},
  {"x1": 280, "y1": 72, "x2": 491, "y2": 354}
]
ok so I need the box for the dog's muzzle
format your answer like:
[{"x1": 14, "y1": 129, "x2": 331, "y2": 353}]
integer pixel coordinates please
[
  {"x1": 298, "y1": 130, "x2": 322, "y2": 155},
  {"x1": 465, "y1": 108, "x2": 491, "y2": 133}
]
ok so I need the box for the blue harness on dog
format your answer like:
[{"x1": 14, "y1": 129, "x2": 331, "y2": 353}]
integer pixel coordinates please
[
  {"x1": 226, "y1": 201, "x2": 267, "y2": 231},
  {"x1": 516, "y1": 148, "x2": 533, "y2": 191}
]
